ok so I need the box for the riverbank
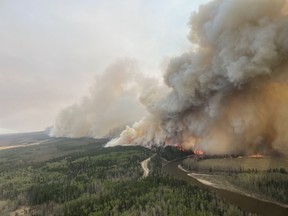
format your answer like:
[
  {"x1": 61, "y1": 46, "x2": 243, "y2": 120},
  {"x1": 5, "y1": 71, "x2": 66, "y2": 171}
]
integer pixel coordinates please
[
  {"x1": 163, "y1": 159, "x2": 288, "y2": 216},
  {"x1": 179, "y1": 164, "x2": 288, "y2": 209}
]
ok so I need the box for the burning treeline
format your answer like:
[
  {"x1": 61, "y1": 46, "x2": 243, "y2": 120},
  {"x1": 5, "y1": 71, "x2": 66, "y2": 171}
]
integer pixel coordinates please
[{"x1": 52, "y1": 0, "x2": 288, "y2": 156}]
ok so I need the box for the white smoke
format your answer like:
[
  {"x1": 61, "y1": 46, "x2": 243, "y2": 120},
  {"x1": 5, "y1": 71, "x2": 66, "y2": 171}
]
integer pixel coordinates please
[
  {"x1": 50, "y1": 59, "x2": 156, "y2": 138},
  {"x1": 109, "y1": 0, "x2": 288, "y2": 155}
]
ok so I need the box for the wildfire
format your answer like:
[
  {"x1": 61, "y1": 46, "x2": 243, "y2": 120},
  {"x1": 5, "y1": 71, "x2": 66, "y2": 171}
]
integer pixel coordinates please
[
  {"x1": 237, "y1": 153, "x2": 265, "y2": 159},
  {"x1": 175, "y1": 144, "x2": 187, "y2": 152},
  {"x1": 247, "y1": 154, "x2": 264, "y2": 158},
  {"x1": 193, "y1": 149, "x2": 204, "y2": 155}
]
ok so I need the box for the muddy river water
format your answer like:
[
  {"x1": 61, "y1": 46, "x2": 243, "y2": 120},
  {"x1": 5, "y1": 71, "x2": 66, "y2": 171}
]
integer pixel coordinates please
[{"x1": 163, "y1": 159, "x2": 288, "y2": 216}]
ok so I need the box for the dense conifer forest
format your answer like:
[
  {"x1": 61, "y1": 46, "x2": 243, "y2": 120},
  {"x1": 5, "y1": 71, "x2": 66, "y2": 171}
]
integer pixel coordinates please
[{"x1": 0, "y1": 136, "x2": 256, "y2": 215}]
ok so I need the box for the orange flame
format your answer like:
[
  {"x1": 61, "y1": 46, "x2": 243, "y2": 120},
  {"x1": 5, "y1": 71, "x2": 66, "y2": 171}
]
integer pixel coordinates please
[
  {"x1": 247, "y1": 154, "x2": 264, "y2": 158},
  {"x1": 193, "y1": 149, "x2": 204, "y2": 155},
  {"x1": 176, "y1": 143, "x2": 186, "y2": 152}
]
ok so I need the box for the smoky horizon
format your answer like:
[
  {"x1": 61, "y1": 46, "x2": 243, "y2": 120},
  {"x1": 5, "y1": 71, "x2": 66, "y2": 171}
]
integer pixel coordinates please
[
  {"x1": 1, "y1": 0, "x2": 208, "y2": 134},
  {"x1": 2, "y1": 0, "x2": 288, "y2": 156}
]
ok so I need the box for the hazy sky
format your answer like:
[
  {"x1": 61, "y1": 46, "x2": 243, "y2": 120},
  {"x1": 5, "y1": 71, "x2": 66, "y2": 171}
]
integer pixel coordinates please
[{"x1": 0, "y1": 0, "x2": 210, "y2": 134}]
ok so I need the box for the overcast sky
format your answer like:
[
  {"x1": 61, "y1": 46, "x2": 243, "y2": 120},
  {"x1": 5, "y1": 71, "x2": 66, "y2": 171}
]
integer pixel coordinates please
[{"x1": 0, "y1": 0, "x2": 209, "y2": 134}]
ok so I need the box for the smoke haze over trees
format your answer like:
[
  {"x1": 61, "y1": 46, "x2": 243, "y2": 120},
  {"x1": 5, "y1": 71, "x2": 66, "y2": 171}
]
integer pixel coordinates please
[{"x1": 52, "y1": 0, "x2": 288, "y2": 156}]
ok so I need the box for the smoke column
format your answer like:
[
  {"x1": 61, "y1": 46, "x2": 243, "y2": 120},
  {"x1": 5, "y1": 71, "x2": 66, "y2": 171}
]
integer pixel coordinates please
[
  {"x1": 50, "y1": 59, "x2": 155, "y2": 138},
  {"x1": 108, "y1": 0, "x2": 288, "y2": 155}
]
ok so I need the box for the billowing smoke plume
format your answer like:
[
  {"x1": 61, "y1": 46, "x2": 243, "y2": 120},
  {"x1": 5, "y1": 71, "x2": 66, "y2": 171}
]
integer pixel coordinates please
[
  {"x1": 50, "y1": 59, "x2": 155, "y2": 138},
  {"x1": 108, "y1": 0, "x2": 288, "y2": 155}
]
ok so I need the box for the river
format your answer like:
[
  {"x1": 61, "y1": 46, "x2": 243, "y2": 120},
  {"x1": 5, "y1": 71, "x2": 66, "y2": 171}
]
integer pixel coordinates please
[{"x1": 163, "y1": 159, "x2": 288, "y2": 216}]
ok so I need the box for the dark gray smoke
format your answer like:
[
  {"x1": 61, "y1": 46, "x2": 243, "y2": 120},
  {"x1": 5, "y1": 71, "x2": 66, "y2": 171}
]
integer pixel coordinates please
[{"x1": 108, "y1": 0, "x2": 288, "y2": 155}]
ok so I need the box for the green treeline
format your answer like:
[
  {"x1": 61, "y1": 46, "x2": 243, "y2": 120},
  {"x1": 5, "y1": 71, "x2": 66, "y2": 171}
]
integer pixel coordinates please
[
  {"x1": 182, "y1": 158, "x2": 288, "y2": 204},
  {"x1": 62, "y1": 175, "x2": 249, "y2": 216},
  {"x1": 228, "y1": 172, "x2": 288, "y2": 204},
  {"x1": 0, "y1": 139, "x2": 254, "y2": 215}
]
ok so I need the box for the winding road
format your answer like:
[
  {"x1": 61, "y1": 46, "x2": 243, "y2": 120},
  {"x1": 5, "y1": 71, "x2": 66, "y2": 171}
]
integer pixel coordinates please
[{"x1": 140, "y1": 156, "x2": 152, "y2": 178}]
